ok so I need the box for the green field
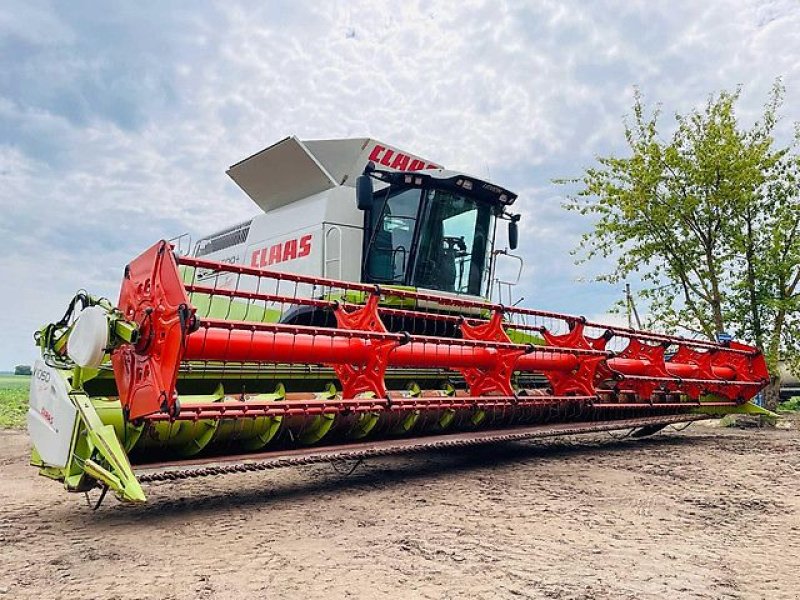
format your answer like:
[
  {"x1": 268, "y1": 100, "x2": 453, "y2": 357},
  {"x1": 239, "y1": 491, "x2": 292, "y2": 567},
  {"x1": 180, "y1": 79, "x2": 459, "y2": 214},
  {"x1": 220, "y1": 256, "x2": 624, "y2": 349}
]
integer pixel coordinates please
[{"x1": 0, "y1": 374, "x2": 29, "y2": 428}]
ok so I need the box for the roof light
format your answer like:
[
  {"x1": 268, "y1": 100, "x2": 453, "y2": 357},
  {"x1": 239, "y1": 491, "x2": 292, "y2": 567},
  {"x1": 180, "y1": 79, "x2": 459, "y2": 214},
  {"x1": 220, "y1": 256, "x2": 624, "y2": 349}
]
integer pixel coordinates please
[{"x1": 462, "y1": 179, "x2": 473, "y2": 190}]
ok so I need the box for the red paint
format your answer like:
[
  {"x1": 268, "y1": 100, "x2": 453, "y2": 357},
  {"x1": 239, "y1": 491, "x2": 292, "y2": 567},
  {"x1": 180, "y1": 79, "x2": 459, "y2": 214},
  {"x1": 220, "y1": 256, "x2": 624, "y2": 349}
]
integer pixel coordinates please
[
  {"x1": 390, "y1": 153, "x2": 410, "y2": 170},
  {"x1": 39, "y1": 408, "x2": 54, "y2": 426},
  {"x1": 379, "y1": 149, "x2": 395, "y2": 167},
  {"x1": 298, "y1": 234, "x2": 312, "y2": 258},
  {"x1": 367, "y1": 144, "x2": 440, "y2": 171},
  {"x1": 282, "y1": 238, "x2": 298, "y2": 261},
  {"x1": 368, "y1": 144, "x2": 384, "y2": 161},
  {"x1": 250, "y1": 234, "x2": 313, "y2": 268},
  {"x1": 112, "y1": 241, "x2": 193, "y2": 419},
  {"x1": 108, "y1": 245, "x2": 769, "y2": 419},
  {"x1": 268, "y1": 244, "x2": 282, "y2": 265}
]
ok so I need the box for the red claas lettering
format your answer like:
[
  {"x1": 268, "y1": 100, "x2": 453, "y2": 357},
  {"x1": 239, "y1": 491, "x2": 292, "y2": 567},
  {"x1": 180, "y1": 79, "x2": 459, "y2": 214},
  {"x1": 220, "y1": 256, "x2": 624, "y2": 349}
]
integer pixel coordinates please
[
  {"x1": 282, "y1": 238, "x2": 298, "y2": 261},
  {"x1": 250, "y1": 234, "x2": 313, "y2": 267},
  {"x1": 268, "y1": 244, "x2": 282, "y2": 265},
  {"x1": 298, "y1": 234, "x2": 311, "y2": 257},
  {"x1": 368, "y1": 144, "x2": 440, "y2": 171}
]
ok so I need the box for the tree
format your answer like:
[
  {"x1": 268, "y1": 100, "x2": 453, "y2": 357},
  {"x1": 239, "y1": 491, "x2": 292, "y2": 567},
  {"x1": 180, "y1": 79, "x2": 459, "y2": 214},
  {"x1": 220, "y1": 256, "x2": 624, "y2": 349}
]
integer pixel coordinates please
[
  {"x1": 561, "y1": 81, "x2": 800, "y2": 409},
  {"x1": 14, "y1": 365, "x2": 32, "y2": 376}
]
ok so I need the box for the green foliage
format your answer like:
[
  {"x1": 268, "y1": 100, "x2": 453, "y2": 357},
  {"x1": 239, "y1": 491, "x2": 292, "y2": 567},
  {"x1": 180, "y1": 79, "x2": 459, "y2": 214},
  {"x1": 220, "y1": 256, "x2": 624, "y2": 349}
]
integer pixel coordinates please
[
  {"x1": 0, "y1": 375, "x2": 29, "y2": 428},
  {"x1": 14, "y1": 364, "x2": 31, "y2": 376},
  {"x1": 777, "y1": 396, "x2": 800, "y2": 412},
  {"x1": 561, "y1": 80, "x2": 800, "y2": 381}
]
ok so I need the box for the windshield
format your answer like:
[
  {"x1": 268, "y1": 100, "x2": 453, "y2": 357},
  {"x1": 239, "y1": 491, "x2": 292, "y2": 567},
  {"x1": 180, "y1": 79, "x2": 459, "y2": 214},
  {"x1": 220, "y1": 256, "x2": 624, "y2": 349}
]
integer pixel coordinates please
[
  {"x1": 412, "y1": 189, "x2": 494, "y2": 296},
  {"x1": 364, "y1": 185, "x2": 496, "y2": 297}
]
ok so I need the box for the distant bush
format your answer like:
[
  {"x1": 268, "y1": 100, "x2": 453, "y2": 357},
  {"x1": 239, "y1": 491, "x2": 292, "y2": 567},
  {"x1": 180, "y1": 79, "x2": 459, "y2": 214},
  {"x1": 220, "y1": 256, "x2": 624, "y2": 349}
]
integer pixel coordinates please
[
  {"x1": 777, "y1": 396, "x2": 800, "y2": 412},
  {"x1": 14, "y1": 365, "x2": 31, "y2": 376}
]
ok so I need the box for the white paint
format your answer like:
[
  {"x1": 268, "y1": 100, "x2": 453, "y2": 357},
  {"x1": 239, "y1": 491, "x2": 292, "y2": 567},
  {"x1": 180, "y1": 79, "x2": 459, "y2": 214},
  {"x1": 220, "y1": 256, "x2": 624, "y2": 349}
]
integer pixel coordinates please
[
  {"x1": 27, "y1": 360, "x2": 77, "y2": 468},
  {"x1": 66, "y1": 306, "x2": 109, "y2": 369}
]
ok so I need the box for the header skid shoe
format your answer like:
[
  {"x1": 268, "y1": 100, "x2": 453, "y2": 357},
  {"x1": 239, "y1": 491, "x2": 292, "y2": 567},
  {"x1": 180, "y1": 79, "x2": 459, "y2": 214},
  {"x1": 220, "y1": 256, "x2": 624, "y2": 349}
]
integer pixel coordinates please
[{"x1": 112, "y1": 241, "x2": 195, "y2": 420}]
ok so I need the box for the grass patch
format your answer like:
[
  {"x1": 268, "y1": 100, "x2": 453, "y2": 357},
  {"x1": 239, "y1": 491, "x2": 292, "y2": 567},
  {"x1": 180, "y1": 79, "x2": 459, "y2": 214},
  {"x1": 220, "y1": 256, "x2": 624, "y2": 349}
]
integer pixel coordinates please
[{"x1": 0, "y1": 374, "x2": 29, "y2": 428}]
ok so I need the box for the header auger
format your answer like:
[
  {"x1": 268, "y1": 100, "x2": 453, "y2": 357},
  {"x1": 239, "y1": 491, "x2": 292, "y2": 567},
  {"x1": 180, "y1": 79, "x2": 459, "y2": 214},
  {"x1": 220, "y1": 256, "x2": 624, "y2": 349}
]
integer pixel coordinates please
[{"x1": 29, "y1": 240, "x2": 769, "y2": 504}]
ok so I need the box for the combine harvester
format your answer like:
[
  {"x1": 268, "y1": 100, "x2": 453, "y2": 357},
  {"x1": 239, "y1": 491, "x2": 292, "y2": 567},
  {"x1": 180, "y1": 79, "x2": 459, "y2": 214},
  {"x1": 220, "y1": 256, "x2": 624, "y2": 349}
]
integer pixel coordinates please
[{"x1": 28, "y1": 137, "x2": 770, "y2": 505}]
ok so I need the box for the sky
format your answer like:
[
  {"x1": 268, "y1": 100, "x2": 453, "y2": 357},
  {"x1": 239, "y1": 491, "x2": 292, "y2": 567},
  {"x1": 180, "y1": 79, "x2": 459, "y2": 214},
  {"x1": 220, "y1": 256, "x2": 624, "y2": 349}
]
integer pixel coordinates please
[{"x1": 1, "y1": 0, "x2": 800, "y2": 369}]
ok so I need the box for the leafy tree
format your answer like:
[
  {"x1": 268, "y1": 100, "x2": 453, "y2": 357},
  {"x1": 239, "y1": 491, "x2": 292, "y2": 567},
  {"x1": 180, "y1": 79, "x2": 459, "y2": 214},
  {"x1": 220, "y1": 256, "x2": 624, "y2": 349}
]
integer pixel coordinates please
[
  {"x1": 14, "y1": 365, "x2": 32, "y2": 376},
  {"x1": 562, "y1": 81, "x2": 800, "y2": 408}
]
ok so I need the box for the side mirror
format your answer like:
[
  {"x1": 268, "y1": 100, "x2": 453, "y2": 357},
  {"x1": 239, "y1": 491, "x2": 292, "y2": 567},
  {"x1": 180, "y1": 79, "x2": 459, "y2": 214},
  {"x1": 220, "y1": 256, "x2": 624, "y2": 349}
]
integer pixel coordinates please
[
  {"x1": 356, "y1": 175, "x2": 373, "y2": 211},
  {"x1": 508, "y1": 220, "x2": 519, "y2": 250}
]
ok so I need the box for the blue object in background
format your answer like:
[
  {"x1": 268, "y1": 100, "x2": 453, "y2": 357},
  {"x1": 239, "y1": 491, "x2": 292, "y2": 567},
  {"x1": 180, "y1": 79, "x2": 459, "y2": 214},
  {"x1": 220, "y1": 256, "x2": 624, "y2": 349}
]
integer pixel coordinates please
[{"x1": 716, "y1": 331, "x2": 733, "y2": 343}]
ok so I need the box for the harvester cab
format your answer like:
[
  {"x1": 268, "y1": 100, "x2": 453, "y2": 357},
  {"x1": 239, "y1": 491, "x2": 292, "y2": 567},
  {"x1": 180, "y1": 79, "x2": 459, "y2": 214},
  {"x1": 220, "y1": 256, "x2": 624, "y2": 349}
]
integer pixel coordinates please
[
  {"x1": 358, "y1": 164, "x2": 519, "y2": 299},
  {"x1": 27, "y1": 136, "x2": 772, "y2": 506},
  {"x1": 200, "y1": 136, "x2": 519, "y2": 307}
]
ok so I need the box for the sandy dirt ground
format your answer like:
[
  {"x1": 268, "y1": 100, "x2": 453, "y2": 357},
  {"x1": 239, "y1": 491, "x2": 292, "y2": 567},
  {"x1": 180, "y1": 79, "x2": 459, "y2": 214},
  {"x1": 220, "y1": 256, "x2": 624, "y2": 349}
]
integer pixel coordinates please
[{"x1": 1, "y1": 423, "x2": 799, "y2": 600}]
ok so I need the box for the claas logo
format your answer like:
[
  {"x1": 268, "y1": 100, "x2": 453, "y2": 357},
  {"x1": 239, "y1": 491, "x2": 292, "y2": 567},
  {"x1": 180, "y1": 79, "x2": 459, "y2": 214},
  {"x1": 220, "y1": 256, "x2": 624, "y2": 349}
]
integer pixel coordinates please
[
  {"x1": 368, "y1": 144, "x2": 440, "y2": 171},
  {"x1": 250, "y1": 234, "x2": 312, "y2": 268}
]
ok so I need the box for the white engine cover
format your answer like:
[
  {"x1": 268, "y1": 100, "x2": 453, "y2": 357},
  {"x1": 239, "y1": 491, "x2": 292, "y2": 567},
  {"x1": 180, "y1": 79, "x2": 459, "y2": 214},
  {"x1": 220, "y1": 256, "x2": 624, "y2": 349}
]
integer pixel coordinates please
[{"x1": 28, "y1": 360, "x2": 77, "y2": 468}]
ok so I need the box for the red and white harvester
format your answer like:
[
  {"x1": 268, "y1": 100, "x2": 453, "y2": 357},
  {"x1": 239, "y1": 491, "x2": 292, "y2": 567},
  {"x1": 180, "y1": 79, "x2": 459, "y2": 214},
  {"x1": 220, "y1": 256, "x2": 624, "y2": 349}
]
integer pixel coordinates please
[{"x1": 28, "y1": 137, "x2": 770, "y2": 504}]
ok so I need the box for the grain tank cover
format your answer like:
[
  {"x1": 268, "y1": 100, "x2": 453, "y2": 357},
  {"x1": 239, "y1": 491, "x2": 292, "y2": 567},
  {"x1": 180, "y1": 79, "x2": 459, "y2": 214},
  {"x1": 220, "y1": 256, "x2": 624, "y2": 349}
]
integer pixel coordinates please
[{"x1": 227, "y1": 136, "x2": 440, "y2": 213}]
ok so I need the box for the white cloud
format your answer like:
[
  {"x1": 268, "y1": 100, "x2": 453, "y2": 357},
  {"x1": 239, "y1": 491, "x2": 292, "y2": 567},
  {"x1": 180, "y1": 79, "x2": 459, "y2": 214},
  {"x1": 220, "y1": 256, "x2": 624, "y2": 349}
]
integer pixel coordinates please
[{"x1": 1, "y1": 0, "x2": 799, "y2": 367}]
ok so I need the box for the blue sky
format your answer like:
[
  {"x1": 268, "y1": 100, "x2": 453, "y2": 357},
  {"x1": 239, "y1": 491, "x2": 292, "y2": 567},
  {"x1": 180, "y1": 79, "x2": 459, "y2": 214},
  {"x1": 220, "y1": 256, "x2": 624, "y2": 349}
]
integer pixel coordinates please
[{"x1": 1, "y1": 0, "x2": 799, "y2": 369}]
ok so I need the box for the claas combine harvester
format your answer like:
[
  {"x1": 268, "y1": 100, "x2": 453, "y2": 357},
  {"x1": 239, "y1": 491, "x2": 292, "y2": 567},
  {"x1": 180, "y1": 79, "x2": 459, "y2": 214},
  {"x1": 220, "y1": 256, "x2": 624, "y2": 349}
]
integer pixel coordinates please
[{"x1": 28, "y1": 137, "x2": 771, "y2": 505}]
